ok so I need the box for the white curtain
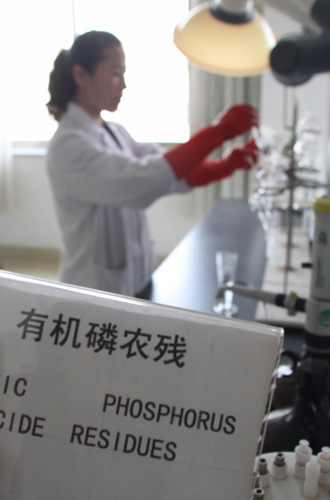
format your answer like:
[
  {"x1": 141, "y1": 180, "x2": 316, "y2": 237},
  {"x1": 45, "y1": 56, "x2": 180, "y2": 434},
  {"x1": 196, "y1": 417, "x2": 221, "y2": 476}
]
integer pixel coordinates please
[
  {"x1": 0, "y1": 15, "x2": 13, "y2": 213},
  {"x1": 0, "y1": 140, "x2": 13, "y2": 212},
  {"x1": 0, "y1": 94, "x2": 13, "y2": 212},
  {"x1": 189, "y1": 0, "x2": 261, "y2": 217}
]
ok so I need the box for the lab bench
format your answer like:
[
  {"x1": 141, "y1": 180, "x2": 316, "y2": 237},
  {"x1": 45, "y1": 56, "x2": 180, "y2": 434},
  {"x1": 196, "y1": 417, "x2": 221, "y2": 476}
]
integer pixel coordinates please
[
  {"x1": 148, "y1": 198, "x2": 305, "y2": 354},
  {"x1": 149, "y1": 198, "x2": 267, "y2": 321}
]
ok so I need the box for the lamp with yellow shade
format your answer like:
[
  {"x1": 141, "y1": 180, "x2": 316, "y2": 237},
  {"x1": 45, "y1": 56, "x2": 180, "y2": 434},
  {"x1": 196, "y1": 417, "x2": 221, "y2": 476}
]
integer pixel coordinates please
[{"x1": 174, "y1": 0, "x2": 277, "y2": 76}]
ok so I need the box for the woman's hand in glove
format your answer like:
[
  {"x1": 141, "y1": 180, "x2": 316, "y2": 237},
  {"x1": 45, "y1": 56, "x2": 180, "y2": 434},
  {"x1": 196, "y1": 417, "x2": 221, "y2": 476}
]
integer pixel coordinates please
[
  {"x1": 186, "y1": 138, "x2": 259, "y2": 187},
  {"x1": 164, "y1": 104, "x2": 259, "y2": 180},
  {"x1": 212, "y1": 104, "x2": 259, "y2": 141}
]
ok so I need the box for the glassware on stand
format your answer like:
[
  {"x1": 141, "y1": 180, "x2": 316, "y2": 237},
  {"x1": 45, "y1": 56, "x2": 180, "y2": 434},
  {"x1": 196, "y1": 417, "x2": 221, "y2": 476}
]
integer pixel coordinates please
[
  {"x1": 249, "y1": 106, "x2": 328, "y2": 292},
  {"x1": 213, "y1": 251, "x2": 238, "y2": 317}
]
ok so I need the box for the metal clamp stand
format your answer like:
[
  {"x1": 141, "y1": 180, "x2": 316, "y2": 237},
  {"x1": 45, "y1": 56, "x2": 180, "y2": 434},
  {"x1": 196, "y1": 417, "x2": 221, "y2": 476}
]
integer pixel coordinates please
[{"x1": 215, "y1": 197, "x2": 330, "y2": 453}]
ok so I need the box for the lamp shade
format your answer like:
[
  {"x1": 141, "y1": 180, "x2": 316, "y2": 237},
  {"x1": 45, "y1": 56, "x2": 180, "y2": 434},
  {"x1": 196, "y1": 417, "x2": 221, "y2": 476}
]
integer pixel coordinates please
[{"x1": 174, "y1": 1, "x2": 277, "y2": 76}]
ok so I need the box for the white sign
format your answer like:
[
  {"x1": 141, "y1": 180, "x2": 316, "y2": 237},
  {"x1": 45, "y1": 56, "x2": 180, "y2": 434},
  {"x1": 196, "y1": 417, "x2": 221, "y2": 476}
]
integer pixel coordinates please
[{"x1": 0, "y1": 271, "x2": 283, "y2": 500}]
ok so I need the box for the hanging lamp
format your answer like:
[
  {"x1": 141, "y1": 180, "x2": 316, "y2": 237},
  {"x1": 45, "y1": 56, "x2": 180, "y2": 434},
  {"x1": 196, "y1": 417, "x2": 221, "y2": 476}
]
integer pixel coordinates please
[{"x1": 174, "y1": 0, "x2": 277, "y2": 76}]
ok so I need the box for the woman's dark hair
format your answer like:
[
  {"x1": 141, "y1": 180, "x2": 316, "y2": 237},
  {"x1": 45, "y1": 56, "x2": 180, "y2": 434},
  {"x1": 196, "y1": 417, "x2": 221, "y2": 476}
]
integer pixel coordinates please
[{"x1": 47, "y1": 31, "x2": 121, "y2": 120}]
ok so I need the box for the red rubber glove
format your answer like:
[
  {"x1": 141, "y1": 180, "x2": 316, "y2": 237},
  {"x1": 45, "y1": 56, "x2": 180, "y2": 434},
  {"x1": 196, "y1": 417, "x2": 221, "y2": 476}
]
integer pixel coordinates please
[
  {"x1": 212, "y1": 106, "x2": 259, "y2": 141},
  {"x1": 164, "y1": 104, "x2": 259, "y2": 179},
  {"x1": 186, "y1": 139, "x2": 258, "y2": 187}
]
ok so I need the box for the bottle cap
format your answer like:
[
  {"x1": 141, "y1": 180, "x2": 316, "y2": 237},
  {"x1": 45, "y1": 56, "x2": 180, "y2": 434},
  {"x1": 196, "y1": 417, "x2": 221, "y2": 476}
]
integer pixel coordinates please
[
  {"x1": 317, "y1": 447, "x2": 330, "y2": 472},
  {"x1": 295, "y1": 439, "x2": 312, "y2": 465},
  {"x1": 313, "y1": 197, "x2": 330, "y2": 213}
]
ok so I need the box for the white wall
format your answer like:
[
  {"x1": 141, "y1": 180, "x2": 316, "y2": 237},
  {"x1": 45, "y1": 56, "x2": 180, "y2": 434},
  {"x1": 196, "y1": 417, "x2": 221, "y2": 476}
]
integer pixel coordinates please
[
  {"x1": 0, "y1": 153, "x2": 200, "y2": 257},
  {"x1": 1, "y1": 7, "x2": 329, "y2": 259},
  {"x1": 0, "y1": 154, "x2": 61, "y2": 249}
]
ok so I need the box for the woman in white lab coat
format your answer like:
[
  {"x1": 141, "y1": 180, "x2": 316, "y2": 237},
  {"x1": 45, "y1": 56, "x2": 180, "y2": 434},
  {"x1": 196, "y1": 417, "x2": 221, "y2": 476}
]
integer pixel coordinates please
[{"x1": 47, "y1": 30, "x2": 259, "y2": 297}]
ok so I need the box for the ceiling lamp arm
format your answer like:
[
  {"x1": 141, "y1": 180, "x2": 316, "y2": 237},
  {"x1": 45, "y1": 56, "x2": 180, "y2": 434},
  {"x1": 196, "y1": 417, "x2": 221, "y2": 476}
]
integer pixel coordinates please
[
  {"x1": 311, "y1": 0, "x2": 330, "y2": 32},
  {"x1": 210, "y1": 0, "x2": 254, "y2": 23}
]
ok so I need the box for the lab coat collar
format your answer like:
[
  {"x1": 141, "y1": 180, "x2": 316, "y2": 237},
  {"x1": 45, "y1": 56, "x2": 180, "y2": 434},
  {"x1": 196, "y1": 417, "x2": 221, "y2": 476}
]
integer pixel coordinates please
[{"x1": 66, "y1": 102, "x2": 105, "y2": 135}]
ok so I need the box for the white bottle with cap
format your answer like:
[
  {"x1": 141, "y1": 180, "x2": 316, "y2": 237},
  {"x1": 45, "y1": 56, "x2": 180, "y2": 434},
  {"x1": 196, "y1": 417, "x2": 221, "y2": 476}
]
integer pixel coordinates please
[
  {"x1": 318, "y1": 447, "x2": 330, "y2": 485},
  {"x1": 294, "y1": 439, "x2": 312, "y2": 479},
  {"x1": 302, "y1": 458, "x2": 321, "y2": 499},
  {"x1": 306, "y1": 197, "x2": 330, "y2": 340}
]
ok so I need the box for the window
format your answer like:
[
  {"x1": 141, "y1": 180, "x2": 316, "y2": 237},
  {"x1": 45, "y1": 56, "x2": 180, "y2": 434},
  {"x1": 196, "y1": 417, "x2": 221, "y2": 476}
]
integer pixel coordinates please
[{"x1": 3, "y1": 0, "x2": 189, "y2": 144}]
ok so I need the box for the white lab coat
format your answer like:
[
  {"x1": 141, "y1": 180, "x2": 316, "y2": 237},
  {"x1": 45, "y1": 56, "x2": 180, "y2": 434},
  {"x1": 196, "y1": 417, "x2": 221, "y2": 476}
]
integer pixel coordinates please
[{"x1": 47, "y1": 102, "x2": 189, "y2": 296}]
